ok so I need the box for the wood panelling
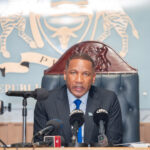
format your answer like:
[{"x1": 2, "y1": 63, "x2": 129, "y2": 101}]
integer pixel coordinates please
[
  {"x1": 0, "y1": 123, "x2": 33, "y2": 145},
  {"x1": 0, "y1": 122, "x2": 149, "y2": 145},
  {"x1": 140, "y1": 123, "x2": 150, "y2": 143}
]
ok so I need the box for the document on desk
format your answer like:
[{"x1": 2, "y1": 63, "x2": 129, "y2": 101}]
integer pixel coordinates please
[{"x1": 115, "y1": 142, "x2": 150, "y2": 147}]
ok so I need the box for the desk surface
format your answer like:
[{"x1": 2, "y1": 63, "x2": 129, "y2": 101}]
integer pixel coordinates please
[{"x1": 0, "y1": 147, "x2": 150, "y2": 150}]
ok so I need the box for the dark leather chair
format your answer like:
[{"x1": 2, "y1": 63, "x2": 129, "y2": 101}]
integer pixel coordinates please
[{"x1": 41, "y1": 41, "x2": 140, "y2": 143}]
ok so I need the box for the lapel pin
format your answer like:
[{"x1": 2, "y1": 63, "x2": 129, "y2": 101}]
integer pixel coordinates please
[{"x1": 88, "y1": 112, "x2": 93, "y2": 116}]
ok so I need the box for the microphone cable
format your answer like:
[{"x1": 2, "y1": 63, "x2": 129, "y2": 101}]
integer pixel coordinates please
[{"x1": 0, "y1": 138, "x2": 7, "y2": 148}]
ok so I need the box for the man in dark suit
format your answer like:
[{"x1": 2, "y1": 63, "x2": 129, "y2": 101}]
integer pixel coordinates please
[{"x1": 34, "y1": 53, "x2": 122, "y2": 145}]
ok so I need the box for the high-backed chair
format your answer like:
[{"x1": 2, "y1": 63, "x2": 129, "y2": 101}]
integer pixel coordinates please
[{"x1": 41, "y1": 41, "x2": 140, "y2": 143}]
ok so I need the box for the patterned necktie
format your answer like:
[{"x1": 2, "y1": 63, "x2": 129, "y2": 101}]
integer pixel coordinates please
[{"x1": 74, "y1": 99, "x2": 82, "y2": 143}]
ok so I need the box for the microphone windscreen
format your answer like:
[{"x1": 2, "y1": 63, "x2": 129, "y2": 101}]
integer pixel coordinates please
[
  {"x1": 93, "y1": 108, "x2": 108, "y2": 126},
  {"x1": 69, "y1": 109, "x2": 84, "y2": 127},
  {"x1": 46, "y1": 119, "x2": 63, "y2": 129},
  {"x1": 35, "y1": 88, "x2": 49, "y2": 100}
]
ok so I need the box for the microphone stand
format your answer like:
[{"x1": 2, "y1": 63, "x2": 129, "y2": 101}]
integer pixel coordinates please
[
  {"x1": 91, "y1": 120, "x2": 109, "y2": 147},
  {"x1": 11, "y1": 97, "x2": 32, "y2": 147},
  {"x1": 22, "y1": 97, "x2": 27, "y2": 145},
  {"x1": 67, "y1": 121, "x2": 88, "y2": 147}
]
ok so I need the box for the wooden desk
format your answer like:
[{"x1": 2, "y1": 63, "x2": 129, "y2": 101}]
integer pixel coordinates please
[{"x1": 0, "y1": 147, "x2": 150, "y2": 150}]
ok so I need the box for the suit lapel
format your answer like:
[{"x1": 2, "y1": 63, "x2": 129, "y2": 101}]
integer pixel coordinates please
[
  {"x1": 55, "y1": 86, "x2": 72, "y2": 141},
  {"x1": 84, "y1": 86, "x2": 100, "y2": 143}
]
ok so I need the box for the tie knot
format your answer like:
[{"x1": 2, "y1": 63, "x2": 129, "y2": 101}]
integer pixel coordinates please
[{"x1": 74, "y1": 99, "x2": 81, "y2": 109}]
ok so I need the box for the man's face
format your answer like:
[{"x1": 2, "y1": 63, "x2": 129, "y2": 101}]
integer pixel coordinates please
[{"x1": 64, "y1": 59, "x2": 96, "y2": 98}]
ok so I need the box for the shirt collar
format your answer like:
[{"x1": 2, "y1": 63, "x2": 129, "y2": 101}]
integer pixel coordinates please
[{"x1": 67, "y1": 88, "x2": 89, "y2": 105}]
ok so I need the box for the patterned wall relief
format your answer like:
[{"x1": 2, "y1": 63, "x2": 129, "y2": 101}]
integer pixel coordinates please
[
  {"x1": 0, "y1": 14, "x2": 58, "y2": 77},
  {"x1": 91, "y1": 11, "x2": 139, "y2": 57},
  {"x1": 0, "y1": 1, "x2": 139, "y2": 77},
  {"x1": 0, "y1": 0, "x2": 140, "y2": 90},
  {"x1": 0, "y1": 15, "x2": 37, "y2": 58}
]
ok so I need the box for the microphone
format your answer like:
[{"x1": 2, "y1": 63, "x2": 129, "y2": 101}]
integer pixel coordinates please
[
  {"x1": 6, "y1": 88, "x2": 49, "y2": 100},
  {"x1": 93, "y1": 108, "x2": 109, "y2": 147},
  {"x1": 34, "y1": 119, "x2": 63, "y2": 137},
  {"x1": 69, "y1": 109, "x2": 84, "y2": 144},
  {"x1": 0, "y1": 138, "x2": 7, "y2": 148}
]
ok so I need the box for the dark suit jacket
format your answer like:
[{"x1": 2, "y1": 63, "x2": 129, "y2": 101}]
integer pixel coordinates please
[{"x1": 34, "y1": 85, "x2": 122, "y2": 144}]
